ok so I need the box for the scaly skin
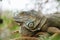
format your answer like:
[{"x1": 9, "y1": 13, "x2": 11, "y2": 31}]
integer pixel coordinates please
[{"x1": 14, "y1": 10, "x2": 60, "y2": 37}]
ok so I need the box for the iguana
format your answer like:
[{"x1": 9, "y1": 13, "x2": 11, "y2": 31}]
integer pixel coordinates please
[{"x1": 14, "y1": 10, "x2": 60, "y2": 37}]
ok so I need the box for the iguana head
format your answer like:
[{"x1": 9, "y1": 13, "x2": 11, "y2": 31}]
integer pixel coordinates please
[{"x1": 14, "y1": 10, "x2": 42, "y2": 32}]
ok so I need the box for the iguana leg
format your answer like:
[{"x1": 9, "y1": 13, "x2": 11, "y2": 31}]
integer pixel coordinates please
[
  {"x1": 33, "y1": 32, "x2": 50, "y2": 40},
  {"x1": 34, "y1": 32, "x2": 50, "y2": 37},
  {"x1": 47, "y1": 27, "x2": 60, "y2": 34}
]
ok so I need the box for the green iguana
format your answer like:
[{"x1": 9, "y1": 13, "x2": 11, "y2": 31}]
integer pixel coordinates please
[{"x1": 14, "y1": 10, "x2": 60, "y2": 37}]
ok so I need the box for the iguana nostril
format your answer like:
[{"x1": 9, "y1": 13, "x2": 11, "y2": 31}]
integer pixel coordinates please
[{"x1": 0, "y1": 19, "x2": 3, "y2": 24}]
